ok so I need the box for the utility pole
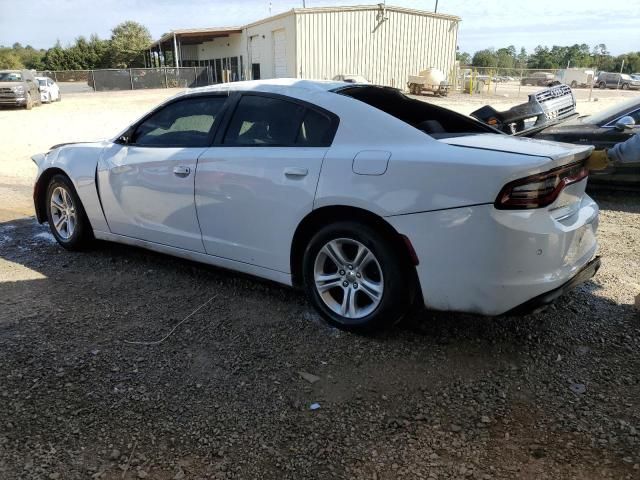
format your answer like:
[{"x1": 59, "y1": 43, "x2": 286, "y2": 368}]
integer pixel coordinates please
[
  {"x1": 302, "y1": 0, "x2": 306, "y2": 6},
  {"x1": 434, "y1": 0, "x2": 439, "y2": 13}
]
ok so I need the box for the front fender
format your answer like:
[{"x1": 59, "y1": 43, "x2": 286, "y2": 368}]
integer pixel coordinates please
[{"x1": 33, "y1": 142, "x2": 109, "y2": 231}]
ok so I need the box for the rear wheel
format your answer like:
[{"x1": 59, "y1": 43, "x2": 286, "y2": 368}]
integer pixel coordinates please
[
  {"x1": 25, "y1": 93, "x2": 33, "y2": 110},
  {"x1": 302, "y1": 221, "x2": 415, "y2": 332},
  {"x1": 570, "y1": 81, "x2": 578, "y2": 88},
  {"x1": 621, "y1": 83, "x2": 630, "y2": 90},
  {"x1": 599, "y1": 81, "x2": 606, "y2": 89},
  {"x1": 46, "y1": 175, "x2": 93, "y2": 250}
]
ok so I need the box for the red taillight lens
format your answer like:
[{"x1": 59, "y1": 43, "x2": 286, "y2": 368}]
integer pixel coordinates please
[{"x1": 495, "y1": 161, "x2": 589, "y2": 210}]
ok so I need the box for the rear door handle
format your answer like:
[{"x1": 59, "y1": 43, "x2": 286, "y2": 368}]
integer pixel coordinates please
[
  {"x1": 284, "y1": 167, "x2": 308, "y2": 178},
  {"x1": 173, "y1": 165, "x2": 191, "y2": 177}
]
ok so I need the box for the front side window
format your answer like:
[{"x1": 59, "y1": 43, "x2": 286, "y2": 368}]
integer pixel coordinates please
[
  {"x1": 133, "y1": 96, "x2": 227, "y2": 147},
  {"x1": 223, "y1": 95, "x2": 305, "y2": 146}
]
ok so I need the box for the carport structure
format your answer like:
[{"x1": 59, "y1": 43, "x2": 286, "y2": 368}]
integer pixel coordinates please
[{"x1": 147, "y1": 26, "x2": 243, "y2": 72}]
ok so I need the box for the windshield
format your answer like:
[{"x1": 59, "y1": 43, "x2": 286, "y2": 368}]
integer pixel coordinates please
[
  {"x1": 581, "y1": 97, "x2": 640, "y2": 125},
  {"x1": 0, "y1": 72, "x2": 23, "y2": 82}
]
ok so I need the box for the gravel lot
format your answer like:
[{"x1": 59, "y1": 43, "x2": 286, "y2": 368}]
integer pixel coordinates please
[{"x1": 0, "y1": 87, "x2": 639, "y2": 479}]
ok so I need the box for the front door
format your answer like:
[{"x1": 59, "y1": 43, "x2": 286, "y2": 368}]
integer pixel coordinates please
[
  {"x1": 195, "y1": 93, "x2": 337, "y2": 272},
  {"x1": 98, "y1": 94, "x2": 229, "y2": 252}
]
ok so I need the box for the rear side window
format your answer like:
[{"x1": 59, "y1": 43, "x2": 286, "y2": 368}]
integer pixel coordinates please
[
  {"x1": 223, "y1": 94, "x2": 337, "y2": 147},
  {"x1": 223, "y1": 95, "x2": 305, "y2": 146},
  {"x1": 134, "y1": 96, "x2": 226, "y2": 147},
  {"x1": 296, "y1": 109, "x2": 334, "y2": 146}
]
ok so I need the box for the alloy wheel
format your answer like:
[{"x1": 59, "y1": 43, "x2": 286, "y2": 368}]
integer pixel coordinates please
[
  {"x1": 50, "y1": 186, "x2": 77, "y2": 240},
  {"x1": 313, "y1": 238, "x2": 384, "y2": 320}
]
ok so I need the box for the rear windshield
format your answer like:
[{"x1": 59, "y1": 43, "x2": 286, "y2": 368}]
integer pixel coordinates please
[
  {"x1": 38, "y1": 79, "x2": 47, "y2": 86},
  {"x1": 0, "y1": 72, "x2": 22, "y2": 82},
  {"x1": 336, "y1": 85, "x2": 495, "y2": 138}
]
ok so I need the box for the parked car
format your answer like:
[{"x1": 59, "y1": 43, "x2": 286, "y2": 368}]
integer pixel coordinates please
[
  {"x1": 0, "y1": 69, "x2": 42, "y2": 109},
  {"x1": 31, "y1": 80, "x2": 600, "y2": 331},
  {"x1": 332, "y1": 74, "x2": 369, "y2": 84},
  {"x1": 36, "y1": 76, "x2": 61, "y2": 103},
  {"x1": 595, "y1": 72, "x2": 640, "y2": 90},
  {"x1": 554, "y1": 68, "x2": 595, "y2": 88},
  {"x1": 533, "y1": 96, "x2": 640, "y2": 188},
  {"x1": 521, "y1": 72, "x2": 555, "y2": 86}
]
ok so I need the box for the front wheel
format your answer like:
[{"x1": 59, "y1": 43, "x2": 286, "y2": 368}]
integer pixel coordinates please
[
  {"x1": 302, "y1": 221, "x2": 415, "y2": 332},
  {"x1": 46, "y1": 175, "x2": 93, "y2": 250},
  {"x1": 621, "y1": 83, "x2": 629, "y2": 90},
  {"x1": 25, "y1": 93, "x2": 33, "y2": 110},
  {"x1": 599, "y1": 82, "x2": 606, "y2": 89},
  {"x1": 570, "y1": 81, "x2": 578, "y2": 88}
]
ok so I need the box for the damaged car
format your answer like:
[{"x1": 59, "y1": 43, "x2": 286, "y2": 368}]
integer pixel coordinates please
[
  {"x1": 31, "y1": 80, "x2": 600, "y2": 331},
  {"x1": 533, "y1": 97, "x2": 640, "y2": 187}
]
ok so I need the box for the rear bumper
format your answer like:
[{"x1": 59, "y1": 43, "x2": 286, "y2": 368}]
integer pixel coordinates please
[
  {"x1": 506, "y1": 255, "x2": 601, "y2": 315},
  {"x1": 387, "y1": 192, "x2": 599, "y2": 316}
]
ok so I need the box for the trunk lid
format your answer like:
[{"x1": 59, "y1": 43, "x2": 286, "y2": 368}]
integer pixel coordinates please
[{"x1": 439, "y1": 133, "x2": 593, "y2": 165}]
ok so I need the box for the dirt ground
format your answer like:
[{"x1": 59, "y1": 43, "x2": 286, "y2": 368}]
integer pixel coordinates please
[{"x1": 0, "y1": 88, "x2": 639, "y2": 480}]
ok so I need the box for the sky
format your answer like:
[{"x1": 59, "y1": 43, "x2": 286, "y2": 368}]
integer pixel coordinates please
[{"x1": 0, "y1": 0, "x2": 638, "y2": 55}]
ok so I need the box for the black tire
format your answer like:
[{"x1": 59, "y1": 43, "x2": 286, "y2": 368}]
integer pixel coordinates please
[
  {"x1": 57, "y1": 92, "x2": 62, "y2": 102},
  {"x1": 25, "y1": 93, "x2": 33, "y2": 110},
  {"x1": 302, "y1": 221, "x2": 416, "y2": 332},
  {"x1": 599, "y1": 81, "x2": 606, "y2": 89},
  {"x1": 570, "y1": 81, "x2": 578, "y2": 88},
  {"x1": 45, "y1": 174, "x2": 93, "y2": 250},
  {"x1": 621, "y1": 83, "x2": 629, "y2": 90}
]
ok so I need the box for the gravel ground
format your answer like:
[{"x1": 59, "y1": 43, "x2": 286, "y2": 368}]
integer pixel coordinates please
[{"x1": 0, "y1": 88, "x2": 639, "y2": 479}]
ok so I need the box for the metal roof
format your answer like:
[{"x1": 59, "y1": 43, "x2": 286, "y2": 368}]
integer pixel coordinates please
[
  {"x1": 150, "y1": 26, "x2": 243, "y2": 48},
  {"x1": 150, "y1": 4, "x2": 460, "y2": 47}
]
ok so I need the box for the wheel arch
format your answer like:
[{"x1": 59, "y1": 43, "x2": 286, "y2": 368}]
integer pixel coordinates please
[
  {"x1": 34, "y1": 167, "x2": 69, "y2": 223},
  {"x1": 290, "y1": 205, "x2": 420, "y2": 289}
]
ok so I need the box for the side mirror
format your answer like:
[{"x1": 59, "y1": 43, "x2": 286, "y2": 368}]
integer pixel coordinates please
[
  {"x1": 117, "y1": 126, "x2": 135, "y2": 145},
  {"x1": 615, "y1": 116, "x2": 635, "y2": 131}
]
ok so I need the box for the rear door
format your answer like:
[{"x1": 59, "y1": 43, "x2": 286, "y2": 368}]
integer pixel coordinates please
[
  {"x1": 98, "y1": 94, "x2": 229, "y2": 251},
  {"x1": 195, "y1": 92, "x2": 338, "y2": 272}
]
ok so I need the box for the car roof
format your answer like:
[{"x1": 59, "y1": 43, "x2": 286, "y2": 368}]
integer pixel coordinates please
[{"x1": 186, "y1": 78, "x2": 347, "y2": 96}]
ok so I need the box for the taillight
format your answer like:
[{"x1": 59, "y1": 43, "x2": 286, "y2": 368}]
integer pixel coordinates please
[{"x1": 495, "y1": 161, "x2": 588, "y2": 210}]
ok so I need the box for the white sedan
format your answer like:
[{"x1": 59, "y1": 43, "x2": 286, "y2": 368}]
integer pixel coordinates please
[
  {"x1": 36, "y1": 76, "x2": 61, "y2": 103},
  {"x1": 32, "y1": 79, "x2": 600, "y2": 331}
]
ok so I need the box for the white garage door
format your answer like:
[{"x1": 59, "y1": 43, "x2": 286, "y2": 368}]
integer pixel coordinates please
[{"x1": 272, "y1": 29, "x2": 287, "y2": 78}]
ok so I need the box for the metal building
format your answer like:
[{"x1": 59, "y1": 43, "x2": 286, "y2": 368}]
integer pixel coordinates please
[{"x1": 148, "y1": 4, "x2": 460, "y2": 88}]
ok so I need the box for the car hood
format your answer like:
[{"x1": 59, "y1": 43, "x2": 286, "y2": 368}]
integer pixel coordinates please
[{"x1": 439, "y1": 133, "x2": 593, "y2": 164}]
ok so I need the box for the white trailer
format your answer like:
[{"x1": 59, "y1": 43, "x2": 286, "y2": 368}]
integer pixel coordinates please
[{"x1": 555, "y1": 68, "x2": 595, "y2": 88}]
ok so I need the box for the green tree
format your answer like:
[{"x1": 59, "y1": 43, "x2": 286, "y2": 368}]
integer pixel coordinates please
[
  {"x1": 456, "y1": 51, "x2": 471, "y2": 65},
  {"x1": 0, "y1": 48, "x2": 23, "y2": 69},
  {"x1": 516, "y1": 48, "x2": 528, "y2": 69},
  {"x1": 472, "y1": 48, "x2": 498, "y2": 68},
  {"x1": 110, "y1": 21, "x2": 152, "y2": 68}
]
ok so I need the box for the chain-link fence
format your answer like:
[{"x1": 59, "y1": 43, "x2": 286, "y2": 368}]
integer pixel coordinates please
[
  {"x1": 451, "y1": 66, "x2": 599, "y2": 99},
  {"x1": 38, "y1": 67, "x2": 217, "y2": 93}
]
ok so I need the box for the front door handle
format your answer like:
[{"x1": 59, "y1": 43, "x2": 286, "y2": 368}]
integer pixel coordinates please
[
  {"x1": 284, "y1": 167, "x2": 308, "y2": 178},
  {"x1": 173, "y1": 165, "x2": 191, "y2": 177}
]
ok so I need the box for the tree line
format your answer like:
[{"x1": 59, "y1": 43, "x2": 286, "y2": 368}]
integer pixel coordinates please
[
  {"x1": 458, "y1": 44, "x2": 640, "y2": 73},
  {"x1": 0, "y1": 21, "x2": 152, "y2": 71}
]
